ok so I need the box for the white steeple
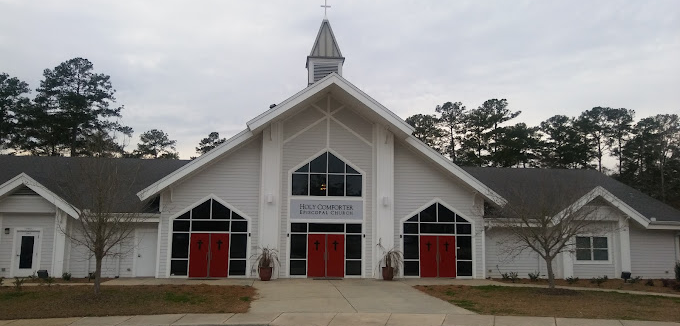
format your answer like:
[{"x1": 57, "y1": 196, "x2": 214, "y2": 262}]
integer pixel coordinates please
[{"x1": 306, "y1": 19, "x2": 344, "y2": 85}]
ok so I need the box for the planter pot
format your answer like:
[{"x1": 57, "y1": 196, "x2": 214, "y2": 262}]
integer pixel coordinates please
[
  {"x1": 259, "y1": 267, "x2": 273, "y2": 281},
  {"x1": 382, "y1": 266, "x2": 394, "y2": 281}
]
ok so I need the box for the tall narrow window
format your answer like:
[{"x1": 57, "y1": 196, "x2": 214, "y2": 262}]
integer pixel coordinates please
[{"x1": 292, "y1": 152, "x2": 362, "y2": 197}]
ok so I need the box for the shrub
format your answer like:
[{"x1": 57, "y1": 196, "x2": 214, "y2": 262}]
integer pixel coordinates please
[
  {"x1": 13, "y1": 277, "x2": 26, "y2": 291},
  {"x1": 528, "y1": 271, "x2": 541, "y2": 281},
  {"x1": 661, "y1": 279, "x2": 674, "y2": 287},
  {"x1": 501, "y1": 271, "x2": 519, "y2": 283},
  {"x1": 42, "y1": 277, "x2": 55, "y2": 287},
  {"x1": 61, "y1": 272, "x2": 72, "y2": 281},
  {"x1": 675, "y1": 262, "x2": 680, "y2": 282},
  {"x1": 0, "y1": 277, "x2": 4, "y2": 286},
  {"x1": 590, "y1": 276, "x2": 608, "y2": 287},
  {"x1": 629, "y1": 276, "x2": 642, "y2": 284},
  {"x1": 566, "y1": 276, "x2": 579, "y2": 284},
  {"x1": 645, "y1": 279, "x2": 655, "y2": 286},
  {"x1": 673, "y1": 283, "x2": 680, "y2": 292}
]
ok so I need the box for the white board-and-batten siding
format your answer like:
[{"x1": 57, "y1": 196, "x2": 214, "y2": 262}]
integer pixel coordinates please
[
  {"x1": 67, "y1": 222, "x2": 155, "y2": 278},
  {"x1": 484, "y1": 229, "x2": 553, "y2": 279},
  {"x1": 393, "y1": 141, "x2": 485, "y2": 278},
  {"x1": 629, "y1": 224, "x2": 678, "y2": 279},
  {"x1": 158, "y1": 136, "x2": 262, "y2": 277},
  {"x1": 280, "y1": 97, "x2": 374, "y2": 277}
]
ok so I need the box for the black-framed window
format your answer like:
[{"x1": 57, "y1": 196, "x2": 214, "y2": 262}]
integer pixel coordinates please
[
  {"x1": 575, "y1": 236, "x2": 608, "y2": 261},
  {"x1": 170, "y1": 198, "x2": 248, "y2": 276},
  {"x1": 292, "y1": 152, "x2": 362, "y2": 197}
]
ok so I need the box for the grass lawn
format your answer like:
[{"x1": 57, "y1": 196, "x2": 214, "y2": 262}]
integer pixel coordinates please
[
  {"x1": 495, "y1": 278, "x2": 680, "y2": 295},
  {"x1": 0, "y1": 284, "x2": 255, "y2": 320},
  {"x1": 416, "y1": 285, "x2": 680, "y2": 322}
]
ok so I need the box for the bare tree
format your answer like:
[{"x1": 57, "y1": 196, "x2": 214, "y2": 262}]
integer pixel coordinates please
[
  {"x1": 50, "y1": 157, "x2": 151, "y2": 295},
  {"x1": 486, "y1": 174, "x2": 615, "y2": 289}
]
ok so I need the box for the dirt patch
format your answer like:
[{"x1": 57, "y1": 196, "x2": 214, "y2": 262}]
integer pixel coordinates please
[
  {"x1": 495, "y1": 278, "x2": 680, "y2": 294},
  {"x1": 22, "y1": 277, "x2": 114, "y2": 284},
  {"x1": 416, "y1": 285, "x2": 680, "y2": 322},
  {"x1": 0, "y1": 284, "x2": 255, "y2": 320}
]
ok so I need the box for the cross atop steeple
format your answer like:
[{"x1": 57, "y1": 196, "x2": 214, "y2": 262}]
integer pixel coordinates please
[{"x1": 321, "y1": 0, "x2": 331, "y2": 18}]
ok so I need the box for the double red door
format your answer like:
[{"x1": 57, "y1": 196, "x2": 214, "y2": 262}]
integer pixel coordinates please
[
  {"x1": 307, "y1": 234, "x2": 344, "y2": 278},
  {"x1": 189, "y1": 233, "x2": 230, "y2": 278},
  {"x1": 420, "y1": 235, "x2": 456, "y2": 277}
]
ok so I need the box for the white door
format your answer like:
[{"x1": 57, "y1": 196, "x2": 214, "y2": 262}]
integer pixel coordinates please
[
  {"x1": 135, "y1": 229, "x2": 158, "y2": 277},
  {"x1": 14, "y1": 230, "x2": 40, "y2": 277}
]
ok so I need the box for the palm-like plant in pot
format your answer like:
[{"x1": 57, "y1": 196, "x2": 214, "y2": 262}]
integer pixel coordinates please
[
  {"x1": 251, "y1": 247, "x2": 280, "y2": 281},
  {"x1": 377, "y1": 242, "x2": 403, "y2": 281}
]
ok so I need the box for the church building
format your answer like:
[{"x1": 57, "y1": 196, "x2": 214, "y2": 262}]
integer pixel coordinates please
[{"x1": 1, "y1": 19, "x2": 679, "y2": 281}]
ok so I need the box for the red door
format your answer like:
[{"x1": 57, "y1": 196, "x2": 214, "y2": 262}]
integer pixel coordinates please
[
  {"x1": 210, "y1": 234, "x2": 230, "y2": 277},
  {"x1": 307, "y1": 234, "x2": 326, "y2": 278},
  {"x1": 438, "y1": 236, "x2": 456, "y2": 277},
  {"x1": 419, "y1": 235, "x2": 438, "y2": 277},
  {"x1": 326, "y1": 234, "x2": 344, "y2": 277},
  {"x1": 189, "y1": 233, "x2": 209, "y2": 277}
]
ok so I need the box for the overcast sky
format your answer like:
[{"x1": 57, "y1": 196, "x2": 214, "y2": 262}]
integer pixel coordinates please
[{"x1": 1, "y1": 0, "x2": 678, "y2": 159}]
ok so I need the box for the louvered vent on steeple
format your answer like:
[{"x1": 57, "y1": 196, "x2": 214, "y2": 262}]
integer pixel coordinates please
[
  {"x1": 306, "y1": 19, "x2": 345, "y2": 85},
  {"x1": 313, "y1": 63, "x2": 339, "y2": 83}
]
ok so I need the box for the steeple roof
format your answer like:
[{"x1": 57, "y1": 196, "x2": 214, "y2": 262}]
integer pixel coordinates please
[{"x1": 307, "y1": 19, "x2": 344, "y2": 66}]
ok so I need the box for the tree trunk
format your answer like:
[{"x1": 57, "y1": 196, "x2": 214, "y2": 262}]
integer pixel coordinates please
[
  {"x1": 71, "y1": 128, "x2": 77, "y2": 157},
  {"x1": 618, "y1": 137, "x2": 623, "y2": 175},
  {"x1": 545, "y1": 257, "x2": 556, "y2": 289},
  {"x1": 94, "y1": 253, "x2": 103, "y2": 296},
  {"x1": 597, "y1": 141, "x2": 603, "y2": 172},
  {"x1": 660, "y1": 161, "x2": 666, "y2": 202},
  {"x1": 450, "y1": 126, "x2": 455, "y2": 162}
]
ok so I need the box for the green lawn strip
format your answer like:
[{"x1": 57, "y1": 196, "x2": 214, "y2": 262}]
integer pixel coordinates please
[
  {"x1": 416, "y1": 285, "x2": 680, "y2": 322},
  {"x1": 0, "y1": 284, "x2": 254, "y2": 320}
]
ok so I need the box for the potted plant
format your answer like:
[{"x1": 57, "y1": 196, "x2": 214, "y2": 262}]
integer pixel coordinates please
[
  {"x1": 251, "y1": 247, "x2": 280, "y2": 281},
  {"x1": 377, "y1": 242, "x2": 403, "y2": 281}
]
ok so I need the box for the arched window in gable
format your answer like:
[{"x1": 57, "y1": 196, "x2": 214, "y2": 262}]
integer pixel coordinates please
[{"x1": 291, "y1": 152, "x2": 362, "y2": 197}]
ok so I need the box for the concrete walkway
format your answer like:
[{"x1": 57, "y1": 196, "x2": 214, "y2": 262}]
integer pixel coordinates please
[
  {"x1": 250, "y1": 279, "x2": 473, "y2": 314},
  {"x1": 0, "y1": 313, "x2": 678, "y2": 326}
]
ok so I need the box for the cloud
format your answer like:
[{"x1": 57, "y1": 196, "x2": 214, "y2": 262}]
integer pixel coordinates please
[{"x1": 0, "y1": 0, "x2": 678, "y2": 159}]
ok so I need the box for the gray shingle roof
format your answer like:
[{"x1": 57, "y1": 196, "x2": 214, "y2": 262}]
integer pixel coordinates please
[
  {"x1": 2, "y1": 155, "x2": 678, "y2": 223},
  {"x1": 462, "y1": 167, "x2": 680, "y2": 223},
  {"x1": 0, "y1": 155, "x2": 189, "y2": 213}
]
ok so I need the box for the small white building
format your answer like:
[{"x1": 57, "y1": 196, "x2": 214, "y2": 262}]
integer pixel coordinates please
[{"x1": 1, "y1": 19, "x2": 679, "y2": 280}]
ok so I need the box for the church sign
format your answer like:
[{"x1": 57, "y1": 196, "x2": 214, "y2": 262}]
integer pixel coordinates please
[{"x1": 290, "y1": 199, "x2": 363, "y2": 220}]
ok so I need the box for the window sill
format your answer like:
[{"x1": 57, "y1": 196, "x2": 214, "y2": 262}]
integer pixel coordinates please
[{"x1": 574, "y1": 260, "x2": 613, "y2": 265}]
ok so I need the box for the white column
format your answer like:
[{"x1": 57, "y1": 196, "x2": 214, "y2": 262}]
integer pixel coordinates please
[
  {"x1": 619, "y1": 218, "x2": 632, "y2": 274},
  {"x1": 51, "y1": 209, "x2": 68, "y2": 277},
  {"x1": 562, "y1": 250, "x2": 574, "y2": 279},
  {"x1": 259, "y1": 123, "x2": 282, "y2": 277},
  {"x1": 374, "y1": 125, "x2": 395, "y2": 278}
]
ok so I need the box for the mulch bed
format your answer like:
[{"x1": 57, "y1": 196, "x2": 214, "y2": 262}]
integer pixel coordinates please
[
  {"x1": 0, "y1": 284, "x2": 254, "y2": 320},
  {"x1": 416, "y1": 285, "x2": 680, "y2": 322},
  {"x1": 495, "y1": 278, "x2": 680, "y2": 294}
]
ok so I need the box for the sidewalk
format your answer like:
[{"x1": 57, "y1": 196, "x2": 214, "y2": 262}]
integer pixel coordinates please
[{"x1": 0, "y1": 313, "x2": 678, "y2": 326}]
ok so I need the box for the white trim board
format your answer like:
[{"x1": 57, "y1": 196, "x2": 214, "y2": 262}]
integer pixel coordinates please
[
  {"x1": 0, "y1": 173, "x2": 78, "y2": 218},
  {"x1": 138, "y1": 73, "x2": 506, "y2": 211}
]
